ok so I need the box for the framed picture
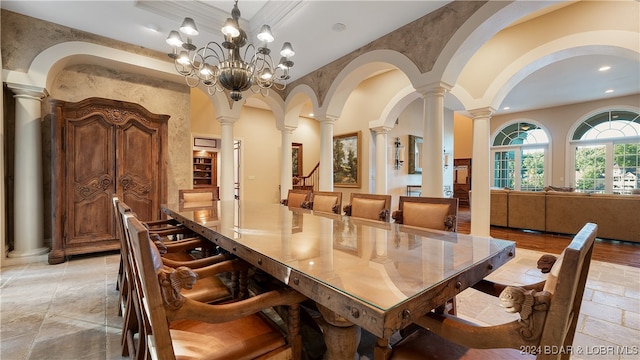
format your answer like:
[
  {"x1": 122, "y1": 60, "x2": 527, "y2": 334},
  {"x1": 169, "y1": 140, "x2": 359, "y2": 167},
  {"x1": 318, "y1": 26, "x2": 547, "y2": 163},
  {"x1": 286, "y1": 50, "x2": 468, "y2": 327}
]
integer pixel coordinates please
[
  {"x1": 292, "y1": 143, "x2": 303, "y2": 177},
  {"x1": 408, "y1": 135, "x2": 423, "y2": 174},
  {"x1": 333, "y1": 131, "x2": 361, "y2": 187}
]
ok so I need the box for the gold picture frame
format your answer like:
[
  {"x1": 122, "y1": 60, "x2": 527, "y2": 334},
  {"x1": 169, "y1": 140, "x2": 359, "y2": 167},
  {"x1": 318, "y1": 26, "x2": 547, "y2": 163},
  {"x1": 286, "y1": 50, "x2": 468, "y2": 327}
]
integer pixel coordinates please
[{"x1": 333, "y1": 132, "x2": 361, "y2": 187}]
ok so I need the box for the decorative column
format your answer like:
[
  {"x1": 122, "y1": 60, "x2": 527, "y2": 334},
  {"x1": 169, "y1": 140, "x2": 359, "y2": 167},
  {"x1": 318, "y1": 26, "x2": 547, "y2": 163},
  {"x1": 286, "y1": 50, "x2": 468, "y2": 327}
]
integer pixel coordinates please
[
  {"x1": 372, "y1": 126, "x2": 391, "y2": 195},
  {"x1": 417, "y1": 85, "x2": 448, "y2": 197},
  {"x1": 280, "y1": 126, "x2": 295, "y2": 201},
  {"x1": 318, "y1": 116, "x2": 336, "y2": 191},
  {"x1": 7, "y1": 83, "x2": 49, "y2": 258},
  {"x1": 469, "y1": 107, "x2": 494, "y2": 237},
  {"x1": 218, "y1": 116, "x2": 238, "y2": 201}
]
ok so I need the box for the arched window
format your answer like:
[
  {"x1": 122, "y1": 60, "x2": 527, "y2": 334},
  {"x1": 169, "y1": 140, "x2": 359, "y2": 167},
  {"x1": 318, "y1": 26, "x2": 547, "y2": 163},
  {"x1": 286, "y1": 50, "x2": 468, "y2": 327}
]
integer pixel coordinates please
[
  {"x1": 491, "y1": 121, "x2": 550, "y2": 191},
  {"x1": 571, "y1": 110, "x2": 640, "y2": 194}
]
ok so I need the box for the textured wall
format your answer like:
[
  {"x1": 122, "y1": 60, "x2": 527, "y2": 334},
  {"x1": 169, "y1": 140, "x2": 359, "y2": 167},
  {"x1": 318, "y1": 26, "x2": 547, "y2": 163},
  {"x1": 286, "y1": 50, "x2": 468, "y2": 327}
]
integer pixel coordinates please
[
  {"x1": 284, "y1": 1, "x2": 485, "y2": 106},
  {"x1": 1, "y1": 9, "x2": 165, "y2": 72}
]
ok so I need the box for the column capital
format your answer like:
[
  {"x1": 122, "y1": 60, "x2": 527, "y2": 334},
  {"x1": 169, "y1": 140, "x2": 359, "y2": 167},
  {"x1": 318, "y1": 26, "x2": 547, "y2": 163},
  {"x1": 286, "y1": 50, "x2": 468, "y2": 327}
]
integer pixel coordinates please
[
  {"x1": 415, "y1": 81, "x2": 452, "y2": 97},
  {"x1": 468, "y1": 107, "x2": 496, "y2": 119},
  {"x1": 370, "y1": 126, "x2": 392, "y2": 135},
  {"x1": 217, "y1": 115, "x2": 239, "y2": 125},
  {"x1": 6, "y1": 82, "x2": 48, "y2": 99},
  {"x1": 317, "y1": 115, "x2": 338, "y2": 124},
  {"x1": 281, "y1": 125, "x2": 296, "y2": 134}
]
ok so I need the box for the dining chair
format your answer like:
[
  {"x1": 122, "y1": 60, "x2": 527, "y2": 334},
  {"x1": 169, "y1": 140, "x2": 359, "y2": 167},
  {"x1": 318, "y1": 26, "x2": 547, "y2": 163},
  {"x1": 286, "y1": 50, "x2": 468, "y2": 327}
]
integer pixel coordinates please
[
  {"x1": 392, "y1": 196, "x2": 459, "y2": 232},
  {"x1": 179, "y1": 187, "x2": 220, "y2": 203},
  {"x1": 390, "y1": 222, "x2": 598, "y2": 360},
  {"x1": 343, "y1": 193, "x2": 392, "y2": 221},
  {"x1": 303, "y1": 191, "x2": 342, "y2": 214},
  {"x1": 116, "y1": 200, "x2": 249, "y2": 357},
  {"x1": 124, "y1": 214, "x2": 308, "y2": 360},
  {"x1": 282, "y1": 189, "x2": 313, "y2": 208}
]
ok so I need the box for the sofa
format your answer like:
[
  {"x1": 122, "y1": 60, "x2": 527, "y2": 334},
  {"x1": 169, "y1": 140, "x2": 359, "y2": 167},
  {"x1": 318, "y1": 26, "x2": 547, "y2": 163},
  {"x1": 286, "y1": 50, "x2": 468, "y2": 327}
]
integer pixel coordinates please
[{"x1": 490, "y1": 189, "x2": 640, "y2": 243}]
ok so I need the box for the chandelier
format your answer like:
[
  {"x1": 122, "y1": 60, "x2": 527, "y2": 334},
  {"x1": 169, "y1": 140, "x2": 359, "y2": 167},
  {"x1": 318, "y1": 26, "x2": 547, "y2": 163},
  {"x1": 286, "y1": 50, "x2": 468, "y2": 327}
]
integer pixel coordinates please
[{"x1": 165, "y1": 0, "x2": 295, "y2": 101}]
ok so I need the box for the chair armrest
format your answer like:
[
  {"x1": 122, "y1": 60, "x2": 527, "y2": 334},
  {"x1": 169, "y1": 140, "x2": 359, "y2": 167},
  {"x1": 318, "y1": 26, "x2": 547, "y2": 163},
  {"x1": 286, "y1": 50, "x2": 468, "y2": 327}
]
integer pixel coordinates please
[
  {"x1": 332, "y1": 204, "x2": 341, "y2": 214},
  {"x1": 379, "y1": 209, "x2": 390, "y2": 222},
  {"x1": 392, "y1": 210, "x2": 403, "y2": 223},
  {"x1": 413, "y1": 286, "x2": 551, "y2": 350},
  {"x1": 472, "y1": 279, "x2": 545, "y2": 296},
  {"x1": 167, "y1": 286, "x2": 308, "y2": 324},
  {"x1": 343, "y1": 204, "x2": 352, "y2": 216},
  {"x1": 301, "y1": 201, "x2": 312, "y2": 209},
  {"x1": 281, "y1": 199, "x2": 288, "y2": 206},
  {"x1": 161, "y1": 253, "x2": 234, "y2": 270},
  {"x1": 144, "y1": 218, "x2": 180, "y2": 228}
]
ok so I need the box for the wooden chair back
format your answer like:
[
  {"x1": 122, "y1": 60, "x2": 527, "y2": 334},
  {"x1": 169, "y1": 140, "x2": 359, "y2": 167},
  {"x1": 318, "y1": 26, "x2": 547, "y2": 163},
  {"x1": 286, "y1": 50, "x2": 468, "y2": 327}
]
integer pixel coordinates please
[
  {"x1": 310, "y1": 191, "x2": 342, "y2": 214},
  {"x1": 537, "y1": 222, "x2": 597, "y2": 357},
  {"x1": 125, "y1": 213, "x2": 307, "y2": 360},
  {"x1": 345, "y1": 193, "x2": 391, "y2": 221},
  {"x1": 393, "y1": 196, "x2": 459, "y2": 232},
  {"x1": 391, "y1": 222, "x2": 598, "y2": 360},
  {"x1": 283, "y1": 189, "x2": 312, "y2": 208},
  {"x1": 179, "y1": 187, "x2": 219, "y2": 203}
]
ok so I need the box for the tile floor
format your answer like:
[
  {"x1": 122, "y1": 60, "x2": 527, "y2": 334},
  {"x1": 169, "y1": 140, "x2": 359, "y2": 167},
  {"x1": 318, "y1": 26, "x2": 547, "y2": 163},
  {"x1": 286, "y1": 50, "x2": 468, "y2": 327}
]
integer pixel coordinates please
[{"x1": 1, "y1": 248, "x2": 638, "y2": 360}]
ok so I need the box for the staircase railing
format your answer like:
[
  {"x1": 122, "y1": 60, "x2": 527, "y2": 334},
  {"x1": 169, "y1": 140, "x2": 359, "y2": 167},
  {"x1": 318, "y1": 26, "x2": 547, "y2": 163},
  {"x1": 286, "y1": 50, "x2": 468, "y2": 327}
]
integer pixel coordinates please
[{"x1": 293, "y1": 162, "x2": 319, "y2": 192}]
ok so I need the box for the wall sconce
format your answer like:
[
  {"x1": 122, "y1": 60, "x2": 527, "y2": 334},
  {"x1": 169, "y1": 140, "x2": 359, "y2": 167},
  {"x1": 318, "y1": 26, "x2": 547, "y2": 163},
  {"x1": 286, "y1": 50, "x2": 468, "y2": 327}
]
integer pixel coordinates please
[
  {"x1": 394, "y1": 137, "x2": 405, "y2": 170},
  {"x1": 443, "y1": 148, "x2": 450, "y2": 169}
]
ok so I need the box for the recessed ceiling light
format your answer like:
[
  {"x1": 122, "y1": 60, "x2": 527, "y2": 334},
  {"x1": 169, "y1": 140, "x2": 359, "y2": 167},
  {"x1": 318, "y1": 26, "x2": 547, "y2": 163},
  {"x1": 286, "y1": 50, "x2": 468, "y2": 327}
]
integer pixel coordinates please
[
  {"x1": 309, "y1": 113, "x2": 314, "y2": 117},
  {"x1": 146, "y1": 24, "x2": 160, "y2": 32},
  {"x1": 598, "y1": 66, "x2": 611, "y2": 72},
  {"x1": 503, "y1": 106, "x2": 510, "y2": 110},
  {"x1": 605, "y1": 89, "x2": 614, "y2": 93}
]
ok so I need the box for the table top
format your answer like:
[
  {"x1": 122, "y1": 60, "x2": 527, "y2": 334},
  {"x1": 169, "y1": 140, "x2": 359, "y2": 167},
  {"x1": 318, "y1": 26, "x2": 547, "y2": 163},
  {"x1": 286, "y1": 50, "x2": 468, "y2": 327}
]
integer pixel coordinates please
[{"x1": 162, "y1": 200, "x2": 515, "y2": 339}]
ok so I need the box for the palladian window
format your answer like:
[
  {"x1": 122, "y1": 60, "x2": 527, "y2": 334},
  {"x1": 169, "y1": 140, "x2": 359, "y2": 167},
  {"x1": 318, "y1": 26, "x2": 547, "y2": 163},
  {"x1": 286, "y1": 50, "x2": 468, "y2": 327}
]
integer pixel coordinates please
[
  {"x1": 571, "y1": 110, "x2": 640, "y2": 194},
  {"x1": 491, "y1": 121, "x2": 549, "y2": 191}
]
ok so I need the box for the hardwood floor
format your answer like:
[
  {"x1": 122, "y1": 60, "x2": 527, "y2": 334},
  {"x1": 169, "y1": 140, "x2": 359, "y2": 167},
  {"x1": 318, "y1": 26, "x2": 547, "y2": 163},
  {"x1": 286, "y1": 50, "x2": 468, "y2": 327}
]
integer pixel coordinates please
[{"x1": 456, "y1": 205, "x2": 640, "y2": 268}]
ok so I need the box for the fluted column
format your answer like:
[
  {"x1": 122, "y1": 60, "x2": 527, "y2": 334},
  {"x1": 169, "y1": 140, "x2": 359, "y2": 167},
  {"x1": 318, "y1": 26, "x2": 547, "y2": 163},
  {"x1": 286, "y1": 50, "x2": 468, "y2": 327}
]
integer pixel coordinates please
[
  {"x1": 318, "y1": 116, "x2": 336, "y2": 191},
  {"x1": 372, "y1": 126, "x2": 391, "y2": 194},
  {"x1": 7, "y1": 84, "x2": 49, "y2": 258},
  {"x1": 469, "y1": 107, "x2": 494, "y2": 237},
  {"x1": 218, "y1": 116, "x2": 238, "y2": 201},
  {"x1": 280, "y1": 126, "x2": 295, "y2": 201},
  {"x1": 417, "y1": 85, "x2": 447, "y2": 197}
]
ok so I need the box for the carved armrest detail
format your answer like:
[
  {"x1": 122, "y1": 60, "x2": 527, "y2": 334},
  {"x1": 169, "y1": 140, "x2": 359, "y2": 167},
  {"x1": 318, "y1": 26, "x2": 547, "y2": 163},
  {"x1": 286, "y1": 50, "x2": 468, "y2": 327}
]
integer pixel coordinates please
[
  {"x1": 499, "y1": 286, "x2": 551, "y2": 341},
  {"x1": 300, "y1": 201, "x2": 312, "y2": 209},
  {"x1": 343, "y1": 204, "x2": 352, "y2": 216},
  {"x1": 537, "y1": 254, "x2": 557, "y2": 274},
  {"x1": 331, "y1": 204, "x2": 341, "y2": 214},
  {"x1": 444, "y1": 215, "x2": 456, "y2": 231},
  {"x1": 392, "y1": 210, "x2": 403, "y2": 224},
  {"x1": 379, "y1": 209, "x2": 390, "y2": 222}
]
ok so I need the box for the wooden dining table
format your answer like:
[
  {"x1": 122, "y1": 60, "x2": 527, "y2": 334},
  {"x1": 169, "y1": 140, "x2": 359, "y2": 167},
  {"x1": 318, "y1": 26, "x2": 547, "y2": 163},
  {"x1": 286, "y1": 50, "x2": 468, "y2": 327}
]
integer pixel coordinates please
[{"x1": 162, "y1": 200, "x2": 516, "y2": 359}]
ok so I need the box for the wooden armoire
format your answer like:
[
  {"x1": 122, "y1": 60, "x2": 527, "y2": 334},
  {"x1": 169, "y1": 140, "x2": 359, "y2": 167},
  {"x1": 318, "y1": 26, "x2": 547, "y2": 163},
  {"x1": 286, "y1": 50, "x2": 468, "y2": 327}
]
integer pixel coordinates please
[{"x1": 49, "y1": 97, "x2": 169, "y2": 264}]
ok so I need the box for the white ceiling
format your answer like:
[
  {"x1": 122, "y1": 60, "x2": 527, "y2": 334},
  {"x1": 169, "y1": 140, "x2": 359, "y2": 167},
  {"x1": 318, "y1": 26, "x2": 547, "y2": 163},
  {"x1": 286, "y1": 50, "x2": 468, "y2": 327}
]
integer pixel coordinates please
[{"x1": 2, "y1": 1, "x2": 639, "y2": 115}]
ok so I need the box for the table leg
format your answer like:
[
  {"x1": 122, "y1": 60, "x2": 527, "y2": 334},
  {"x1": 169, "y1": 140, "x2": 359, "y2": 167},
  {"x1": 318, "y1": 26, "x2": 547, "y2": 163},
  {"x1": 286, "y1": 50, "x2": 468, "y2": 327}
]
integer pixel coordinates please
[
  {"x1": 374, "y1": 337, "x2": 391, "y2": 360},
  {"x1": 315, "y1": 304, "x2": 361, "y2": 360}
]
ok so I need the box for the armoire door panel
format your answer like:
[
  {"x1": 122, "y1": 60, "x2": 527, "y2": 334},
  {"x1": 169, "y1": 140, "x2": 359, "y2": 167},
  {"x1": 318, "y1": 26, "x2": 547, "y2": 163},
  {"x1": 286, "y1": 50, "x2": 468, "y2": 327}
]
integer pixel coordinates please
[
  {"x1": 69, "y1": 115, "x2": 116, "y2": 185},
  {"x1": 118, "y1": 119, "x2": 160, "y2": 222},
  {"x1": 66, "y1": 114, "x2": 117, "y2": 248},
  {"x1": 50, "y1": 97, "x2": 169, "y2": 264},
  {"x1": 68, "y1": 193, "x2": 113, "y2": 245}
]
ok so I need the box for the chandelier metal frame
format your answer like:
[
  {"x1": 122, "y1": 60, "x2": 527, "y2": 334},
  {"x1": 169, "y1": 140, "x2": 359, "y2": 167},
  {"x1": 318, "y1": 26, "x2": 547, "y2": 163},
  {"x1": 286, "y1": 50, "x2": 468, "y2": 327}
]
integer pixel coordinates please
[{"x1": 166, "y1": 0, "x2": 295, "y2": 101}]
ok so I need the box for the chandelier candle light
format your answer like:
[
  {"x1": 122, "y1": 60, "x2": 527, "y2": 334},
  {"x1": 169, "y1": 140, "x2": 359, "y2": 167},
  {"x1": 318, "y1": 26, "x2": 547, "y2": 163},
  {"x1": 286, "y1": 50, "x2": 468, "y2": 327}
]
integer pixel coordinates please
[{"x1": 166, "y1": 0, "x2": 295, "y2": 101}]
